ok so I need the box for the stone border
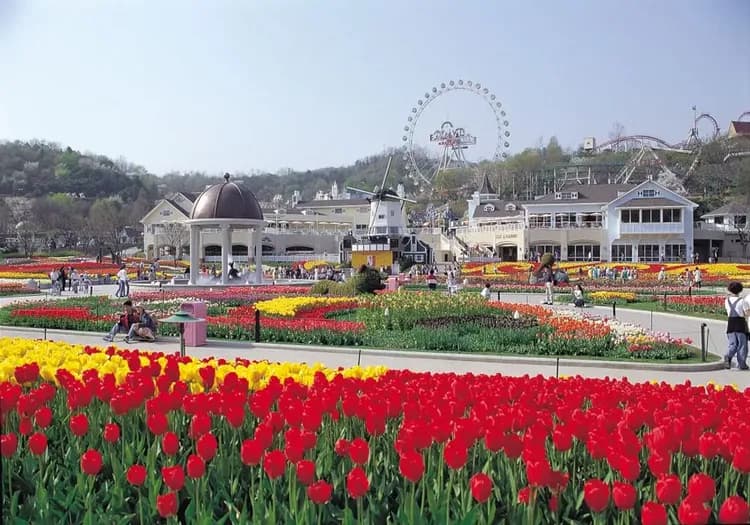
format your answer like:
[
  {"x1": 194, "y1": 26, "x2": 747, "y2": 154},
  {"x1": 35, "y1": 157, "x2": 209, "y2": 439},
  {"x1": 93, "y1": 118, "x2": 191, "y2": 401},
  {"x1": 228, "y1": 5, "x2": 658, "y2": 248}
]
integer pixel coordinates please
[{"x1": 0, "y1": 325, "x2": 725, "y2": 373}]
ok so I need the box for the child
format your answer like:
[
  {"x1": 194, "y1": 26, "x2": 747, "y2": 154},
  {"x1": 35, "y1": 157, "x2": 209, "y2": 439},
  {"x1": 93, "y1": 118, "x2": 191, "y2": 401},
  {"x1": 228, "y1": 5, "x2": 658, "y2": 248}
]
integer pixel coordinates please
[
  {"x1": 480, "y1": 283, "x2": 492, "y2": 300},
  {"x1": 572, "y1": 284, "x2": 585, "y2": 308},
  {"x1": 724, "y1": 282, "x2": 749, "y2": 370},
  {"x1": 125, "y1": 306, "x2": 157, "y2": 343}
]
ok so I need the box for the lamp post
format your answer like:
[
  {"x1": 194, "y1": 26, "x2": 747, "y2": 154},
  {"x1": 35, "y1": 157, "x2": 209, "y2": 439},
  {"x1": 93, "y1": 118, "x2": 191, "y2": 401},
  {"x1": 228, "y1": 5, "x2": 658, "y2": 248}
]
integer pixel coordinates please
[{"x1": 160, "y1": 310, "x2": 203, "y2": 358}]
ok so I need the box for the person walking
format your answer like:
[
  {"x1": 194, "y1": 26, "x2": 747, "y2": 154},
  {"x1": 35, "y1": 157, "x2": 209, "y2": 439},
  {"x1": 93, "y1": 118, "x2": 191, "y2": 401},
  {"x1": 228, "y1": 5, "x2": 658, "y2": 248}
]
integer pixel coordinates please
[
  {"x1": 724, "y1": 282, "x2": 749, "y2": 370},
  {"x1": 58, "y1": 266, "x2": 66, "y2": 292},
  {"x1": 693, "y1": 267, "x2": 702, "y2": 289}
]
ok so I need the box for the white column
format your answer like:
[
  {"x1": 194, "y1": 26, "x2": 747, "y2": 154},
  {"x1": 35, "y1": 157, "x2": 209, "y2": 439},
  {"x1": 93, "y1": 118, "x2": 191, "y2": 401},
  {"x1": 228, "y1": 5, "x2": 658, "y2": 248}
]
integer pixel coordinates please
[
  {"x1": 255, "y1": 227, "x2": 263, "y2": 284},
  {"x1": 221, "y1": 225, "x2": 231, "y2": 285},
  {"x1": 189, "y1": 225, "x2": 200, "y2": 285}
]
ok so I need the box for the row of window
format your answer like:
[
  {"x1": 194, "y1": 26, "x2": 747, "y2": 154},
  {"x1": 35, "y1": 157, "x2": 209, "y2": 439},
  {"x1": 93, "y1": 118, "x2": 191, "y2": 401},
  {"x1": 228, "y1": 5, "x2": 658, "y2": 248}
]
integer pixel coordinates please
[
  {"x1": 529, "y1": 243, "x2": 687, "y2": 262},
  {"x1": 621, "y1": 208, "x2": 681, "y2": 223}
]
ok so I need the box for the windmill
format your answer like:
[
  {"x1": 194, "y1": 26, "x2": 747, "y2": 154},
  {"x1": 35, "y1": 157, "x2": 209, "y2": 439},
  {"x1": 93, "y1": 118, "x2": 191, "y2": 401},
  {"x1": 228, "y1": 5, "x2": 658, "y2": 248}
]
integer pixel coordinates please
[
  {"x1": 346, "y1": 157, "x2": 420, "y2": 270},
  {"x1": 347, "y1": 156, "x2": 416, "y2": 237}
]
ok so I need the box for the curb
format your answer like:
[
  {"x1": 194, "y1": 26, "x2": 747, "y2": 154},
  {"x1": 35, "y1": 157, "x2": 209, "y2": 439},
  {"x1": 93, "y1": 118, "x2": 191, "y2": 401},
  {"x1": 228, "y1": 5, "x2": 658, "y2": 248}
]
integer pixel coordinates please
[{"x1": 0, "y1": 325, "x2": 726, "y2": 373}]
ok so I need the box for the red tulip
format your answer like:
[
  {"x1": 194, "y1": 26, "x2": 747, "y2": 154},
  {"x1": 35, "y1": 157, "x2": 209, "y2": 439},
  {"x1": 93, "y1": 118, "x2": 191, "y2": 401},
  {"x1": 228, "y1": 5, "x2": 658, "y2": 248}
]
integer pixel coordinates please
[
  {"x1": 34, "y1": 406, "x2": 53, "y2": 429},
  {"x1": 641, "y1": 501, "x2": 668, "y2": 525},
  {"x1": 1, "y1": 433, "x2": 18, "y2": 457},
  {"x1": 552, "y1": 425, "x2": 573, "y2": 451},
  {"x1": 334, "y1": 438, "x2": 350, "y2": 456},
  {"x1": 612, "y1": 481, "x2": 636, "y2": 510},
  {"x1": 686, "y1": 473, "x2": 715, "y2": 502},
  {"x1": 127, "y1": 464, "x2": 147, "y2": 486},
  {"x1": 196, "y1": 432, "x2": 218, "y2": 461},
  {"x1": 296, "y1": 460, "x2": 316, "y2": 486},
  {"x1": 677, "y1": 496, "x2": 710, "y2": 525},
  {"x1": 80, "y1": 449, "x2": 103, "y2": 476},
  {"x1": 346, "y1": 466, "x2": 369, "y2": 499},
  {"x1": 647, "y1": 452, "x2": 671, "y2": 477},
  {"x1": 399, "y1": 451, "x2": 425, "y2": 483},
  {"x1": 162, "y1": 432, "x2": 180, "y2": 456},
  {"x1": 525, "y1": 459, "x2": 552, "y2": 487},
  {"x1": 198, "y1": 366, "x2": 215, "y2": 390},
  {"x1": 263, "y1": 450, "x2": 286, "y2": 479},
  {"x1": 241, "y1": 439, "x2": 264, "y2": 466},
  {"x1": 18, "y1": 417, "x2": 32, "y2": 436},
  {"x1": 470, "y1": 472, "x2": 493, "y2": 503},
  {"x1": 156, "y1": 492, "x2": 178, "y2": 518},
  {"x1": 307, "y1": 480, "x2": 333, "y2": 504},
  {"x1": 186, "y1": 454, "x2": 206, "y2": 479},
  {"x1": 655, "y1": 474, "x2": 681, "y2": 505},
  {"x1": 348, "y1": 437, "x2": 369, "y2": 465},
  {"x1": 583, "y1": 479, "x2": 610, "y2": 513},
  {"x1": 517, "y1": 486, "x2": 532, "y2": 505},
  {"x1": 732, "y1": 446, "x2": 750, "y2": 474},
  {"x1": 189, "y1": 413, "x2": 211, "y2": 439},
  {"x1": 719, "y1": 496, "x2": 750, "y2": 524},
  {"x1": 69, "y1": 413, "x2": 89, "y2": 437},
  {"x1": 28, "y1": 432, "x2": 47, "y2": 455},
  {"x1": 162, "y1": 465, "x2": 185, "y2": 491},
  {"x1": 444, "y1": 439, "x2": 468, "y2": 470},
  {"x1": 103, "y1": 423, "x2": 120, "y2": 443},
  {"x1": 147, "y1": 412, "x2": 168, "y2": 436}
]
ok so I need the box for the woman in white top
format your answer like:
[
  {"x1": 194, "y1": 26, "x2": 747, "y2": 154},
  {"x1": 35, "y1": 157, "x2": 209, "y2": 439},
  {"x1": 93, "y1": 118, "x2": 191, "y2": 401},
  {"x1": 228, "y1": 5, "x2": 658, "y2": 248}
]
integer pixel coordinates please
[
  {"x1": 116, "y1": 265, "x2": 129, "y2": 298},
  {"x1": 480, "y1": 283, "x2": 492, "y2": 300}
]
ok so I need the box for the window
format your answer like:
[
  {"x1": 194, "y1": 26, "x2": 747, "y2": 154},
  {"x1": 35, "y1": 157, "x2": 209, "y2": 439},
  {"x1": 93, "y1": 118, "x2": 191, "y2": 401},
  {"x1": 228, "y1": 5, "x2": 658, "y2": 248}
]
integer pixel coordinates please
[
  {"x1": 358, "y1": 207, "x2": 369, "y2": 213},
  {"x1": 621, "y1": 210, "x2": 639, "y2": 223},
  {"x1": 641, "y1": 209, "x2": 661, "y2": 223},
  {"x1": 664, "y1": 244, "x2": 685, "y2": 262},
  {"x1": 567, "y1": 244, "x2": 600, "y2": 261},
  {"x1": 714, "y1": 216, "x2": 724, "y2": 225},
  {"x1": 483, "y1": 204, "x2": 496, "y2": 212},
  {"x1": 735, "y1": 216, "x2": 748, "y2": 228},
  {"x1": 580, "y1": 213, "x2": 603, "y2": 227},
  {"x1": 414, "y1": 254, "x2": 424, "y2": 262},
  {"x1": 334, "y1": 208, "x2": 343, "y2": 214},
  {"x1": 663, "y1": 209, "x2": 682, "y2": 223},
  {"x1": 638, "y1": 244, "x2": 660, "y2": 262},
  {"x1": 555, "y1": 213, "x2": 576, "y2": 227},
  {"x1": 611, "y1": 244, "x2": 633, "y2": 262},
  {"x1": 529, "y1": 215, "x2": 551, "y2": 228},
  {"x1": 531, "y1": 244, "x2": 560, "y2": 257},
  {"x1": 638, "y1": 189, "x2": 659, "y2": 198},
  {"x1": 554, "y1": 192, "x2": 578, "y2": 200},
  {"x1": 355, "y1": 224, "x2": 368, "y2": 231},
  {"x1": 377, "y1": 214, "x2": 385, "y2": 220},
  {"x1": 390, "y1": 210, "x2": 395, "y2": 216},
  {"x1": 505, "y1": 203, "x2": 516, "y2": 212}
]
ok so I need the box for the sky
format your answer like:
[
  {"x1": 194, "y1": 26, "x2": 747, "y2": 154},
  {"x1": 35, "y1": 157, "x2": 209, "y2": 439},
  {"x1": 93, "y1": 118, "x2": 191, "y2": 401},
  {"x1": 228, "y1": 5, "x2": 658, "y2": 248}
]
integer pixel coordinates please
[{"x1": 0, "y1": 0, "x2": 748, "y2": 175}]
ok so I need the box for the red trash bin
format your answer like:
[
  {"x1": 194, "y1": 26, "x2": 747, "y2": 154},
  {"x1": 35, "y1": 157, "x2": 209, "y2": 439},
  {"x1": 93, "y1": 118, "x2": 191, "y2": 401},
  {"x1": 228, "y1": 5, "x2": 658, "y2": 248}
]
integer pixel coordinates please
[{"x1": 180, "y1": 302, "x2": 207, "y2": 347}]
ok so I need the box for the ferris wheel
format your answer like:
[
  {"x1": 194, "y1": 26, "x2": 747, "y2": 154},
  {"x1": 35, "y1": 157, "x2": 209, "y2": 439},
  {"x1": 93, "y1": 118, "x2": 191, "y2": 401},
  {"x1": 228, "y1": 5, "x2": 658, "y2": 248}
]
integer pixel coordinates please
[{"x1": 401, "y1": 79, "x2": 511, "y2": 188}]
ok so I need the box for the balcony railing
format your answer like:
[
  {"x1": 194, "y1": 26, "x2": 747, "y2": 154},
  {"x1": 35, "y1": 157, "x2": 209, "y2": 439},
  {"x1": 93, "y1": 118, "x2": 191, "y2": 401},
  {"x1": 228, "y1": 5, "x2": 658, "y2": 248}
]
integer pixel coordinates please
[
  {"x1": 527, "y1": 222, "x2": 603, "y2": 229},
  {"x1": 620, "y1": 223, "x2": 683, "y2": 234}
]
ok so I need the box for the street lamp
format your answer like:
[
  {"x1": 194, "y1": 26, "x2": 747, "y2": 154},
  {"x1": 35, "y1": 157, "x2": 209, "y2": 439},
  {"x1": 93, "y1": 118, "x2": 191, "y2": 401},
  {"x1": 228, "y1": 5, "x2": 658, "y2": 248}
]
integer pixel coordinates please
[{"x1": 160, "y1": 310, "x2": 203, "y2": 358}]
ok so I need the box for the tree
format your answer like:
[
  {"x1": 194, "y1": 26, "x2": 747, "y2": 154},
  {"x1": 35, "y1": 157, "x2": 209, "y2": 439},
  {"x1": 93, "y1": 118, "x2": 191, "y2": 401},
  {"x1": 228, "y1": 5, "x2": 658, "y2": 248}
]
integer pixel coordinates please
[
  {"x1": 159, "y1": 222, "x2": 188, "y2": 265},
  {"x1": 87, "y1": 199, "x2": 128, "y2": 263}
]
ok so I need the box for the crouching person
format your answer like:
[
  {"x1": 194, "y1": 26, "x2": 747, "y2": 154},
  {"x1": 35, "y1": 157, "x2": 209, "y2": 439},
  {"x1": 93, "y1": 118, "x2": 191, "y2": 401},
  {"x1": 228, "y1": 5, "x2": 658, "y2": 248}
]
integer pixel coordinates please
[
  {"x1": 126, "y1": 306, "x2": 157, "y2": 343},
  {"x1": 103, "y1": 300, "x2": 136, "y2": 342}
]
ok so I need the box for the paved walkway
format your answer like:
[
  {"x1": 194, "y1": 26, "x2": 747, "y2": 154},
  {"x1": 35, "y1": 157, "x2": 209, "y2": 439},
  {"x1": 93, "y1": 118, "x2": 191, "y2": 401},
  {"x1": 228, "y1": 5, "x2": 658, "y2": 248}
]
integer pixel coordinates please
[{"x1": 0, "y1": 286, "x2": 746, "y2": 388}]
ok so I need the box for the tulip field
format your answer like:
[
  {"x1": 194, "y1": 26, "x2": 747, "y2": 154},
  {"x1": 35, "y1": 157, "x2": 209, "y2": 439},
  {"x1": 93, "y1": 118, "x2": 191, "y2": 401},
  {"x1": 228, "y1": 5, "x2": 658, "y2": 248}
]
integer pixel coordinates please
[
  {"x1": 0, "y1": 292, "x2": 697, "y2": 360},
  {"x1": 1, "y1": 337, "x2": 750, "y2": 524}
]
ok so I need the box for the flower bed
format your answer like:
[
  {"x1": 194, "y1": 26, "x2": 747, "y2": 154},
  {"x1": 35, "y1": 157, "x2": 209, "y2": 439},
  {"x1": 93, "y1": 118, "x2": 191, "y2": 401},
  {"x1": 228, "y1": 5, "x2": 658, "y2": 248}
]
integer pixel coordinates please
[
  {"x1": 0, "y1": 283, "x2": 40, "y2": 297},
  {"x1": 460, "y1": 262, "x2": 750, "y2": 283},
  {"x1": 0, "y1": 292, "x2": 695, "y2": 360},
  {"x1": 0, "y1": 338, "x2": 748, "y2": 524}
]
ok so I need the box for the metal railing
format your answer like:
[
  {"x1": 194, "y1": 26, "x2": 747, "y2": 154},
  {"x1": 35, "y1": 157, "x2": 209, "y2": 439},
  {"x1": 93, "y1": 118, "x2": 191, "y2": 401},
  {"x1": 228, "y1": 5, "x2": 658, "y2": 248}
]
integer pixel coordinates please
[{"x1": 620, "y1": 223, "x2": 683, "y2": 234}]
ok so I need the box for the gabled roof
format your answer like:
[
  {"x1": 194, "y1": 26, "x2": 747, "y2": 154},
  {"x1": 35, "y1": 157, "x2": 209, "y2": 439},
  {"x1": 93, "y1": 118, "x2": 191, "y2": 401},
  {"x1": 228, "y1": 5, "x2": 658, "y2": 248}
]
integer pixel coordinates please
[
  {"x1": 528, "y1": 184, "x2": 635, "y2": 204},
  {"x1": 139, "y1": 199, "x2": 190, "y2": 224},
  {"x1": 472, "y1": 200, "x2": 525, "y2": 218},
  {"x1": 478, "y1": 173, "x2": 496, "y2": 195},
  {"x1": 608, "y1": 180, "x2": 698, "y2": 209},
  {"x1": 702, "y1": 201, "x2": 750, "y2": 218},
  {"x1": 729, "y1": 121, "x2": 750, "y2": 137}
]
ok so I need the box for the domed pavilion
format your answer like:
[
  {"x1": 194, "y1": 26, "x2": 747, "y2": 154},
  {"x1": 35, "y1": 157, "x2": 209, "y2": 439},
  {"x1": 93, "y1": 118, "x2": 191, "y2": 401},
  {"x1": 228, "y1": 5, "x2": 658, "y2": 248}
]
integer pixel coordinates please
[{"x1": 186, "y1": 174, "x2": 265, "y2": 285}]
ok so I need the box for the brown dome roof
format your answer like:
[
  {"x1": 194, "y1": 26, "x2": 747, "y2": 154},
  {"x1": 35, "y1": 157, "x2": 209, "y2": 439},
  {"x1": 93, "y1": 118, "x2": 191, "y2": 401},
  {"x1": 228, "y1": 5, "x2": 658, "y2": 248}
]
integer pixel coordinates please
[{"x1": 190, "y1": 174, "x2": 264, "y2": 221}]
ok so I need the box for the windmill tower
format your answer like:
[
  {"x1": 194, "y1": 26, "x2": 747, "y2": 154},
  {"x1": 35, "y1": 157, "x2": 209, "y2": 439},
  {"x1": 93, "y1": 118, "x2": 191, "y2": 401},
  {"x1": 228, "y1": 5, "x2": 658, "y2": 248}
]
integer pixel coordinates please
[{"x1": 347, "y1": 157, "x2": 416, "y2": 270}]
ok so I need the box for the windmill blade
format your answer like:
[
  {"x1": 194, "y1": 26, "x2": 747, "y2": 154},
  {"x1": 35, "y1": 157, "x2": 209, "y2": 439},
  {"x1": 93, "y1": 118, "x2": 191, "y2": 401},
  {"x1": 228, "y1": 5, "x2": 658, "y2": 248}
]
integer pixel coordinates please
[
  {"x1": 380, "y1": 156, "x2": 393, "y2": 192},
  {"x1": 346, "y1": 186, "x2": 377, "y2": 196},
  {"x1": 384, "y1": 195, "x2": 417, "y2": 204}
]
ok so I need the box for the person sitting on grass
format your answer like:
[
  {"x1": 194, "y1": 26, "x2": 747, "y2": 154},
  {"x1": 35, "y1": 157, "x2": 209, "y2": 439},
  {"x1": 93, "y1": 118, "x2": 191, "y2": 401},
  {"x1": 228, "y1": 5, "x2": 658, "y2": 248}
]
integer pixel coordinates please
[
  {"x1": 125, "y1": 306, "x2": 157, "y2": 343},
  {"x1": 103, "y1": 300, "x2": 137, "y2": 342}
]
